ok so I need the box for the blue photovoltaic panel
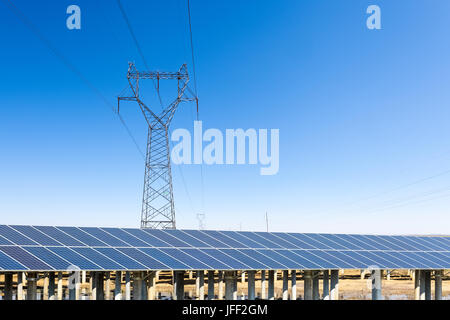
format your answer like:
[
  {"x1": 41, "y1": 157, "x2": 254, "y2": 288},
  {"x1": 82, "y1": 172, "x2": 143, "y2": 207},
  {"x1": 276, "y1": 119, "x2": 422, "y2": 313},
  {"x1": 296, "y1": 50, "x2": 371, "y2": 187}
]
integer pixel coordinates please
[
  {"x1": 0, "y1": 246, "x2": 52, "y2": 270},
  {"x1": 116, "y1": 248, "x2": 168, "y2": 270},
  {"x1": 101, "y1": 228, "x2": 150, "y2": 247},
  {"x1": 34, "y1": 226, "x2": 85, "y2": 246},
  {"x1": 94, "y1": 247, "x2": 146, "y2": 270},
  {"x1": 143, "y1": 229, "x2": 191, "y2": 248},
  {"x1": 162, "y1": 230, "x2": 211, "y2": 248},
  {"x1": 256, "y1": 249, "x2": 306, "y2": 269},
  {"x1": 306, "y1": 250, "x2": 356, "y2": 269},
  {"x1": 200, "y1": 249, "x2": 250, "y2": 269},
  {"x1": 139, "y1": 248, "x2": 191, "y2": 270},
  {"x1": 213, "y1": 231, "x2": 259, "y2": 248},
  {"x1": 323, "y1": 251, "x2": 367, "y2": 269},
  {"x1": 254, "y1": 232, "x2": 298, "y2": 249},
  {"x1": 122, "y1": 228, "x2": 171, "y2": 247},
  {"x1": 0, "y1": 234, "x2": 14, "y2": 246},
  {"x1": 72, "y1": 247, "x2": 124, "y2": 270},
  {"x1": 416, "y1": 237, "x2": 447, "y2": 251},
  {"x1": 202, "y1": 231, "x2": 247, "y2": 248},
  {"x1": 160, "y1": 248, "x2": 212, "y2": 269},
  {"x1": 306, "y1": 234, "x2": 348, "y2": 250},
  {"x1": 334, "y1": 234, "x2": 378, "y2": 250},
  {"x1": 317, "y1": 234, "x2": 363, "y2": 250},
  {"x1": 395, "y1": 252, "x2": 433, "y2": 269},
  {"x1": 80, "y1": 227, "x2": 130, "y2": 247},
  {"x1": 291, "y1": 250, "x2": 338, "y2": 269},
  {"x1": 179, "y1": 249, "x2": 231, "y2": 270},
  {"x1": 219, "y1": 249, "x2": 268, "y2": 269},
  {"x1": 237, "y1": 232, "x2": 282, "y2": 249},
  {"x1": 0, "y1": 225, "x2": 449, "y2": 271},
  {"x1": 57, "y1": 227, "x2": 107, "y2": 247},
  {"x1": 10, "y1": 225, "x2": 62, "y2": 246},
  {"x1": 271, "y1": 233, "x2": 315, "y2": 249},
  {"x1": 181, "y1": 230, "x2": 229, "y2": 248},
  {"x1": 355, "y1": 251, "x2": 400, "y2": 269},
  {"x1": 24, "y1": 246, "x2": 72, "y2": 270},
  {"x1": 0, "y1": 225, "x2": 37, "y2": 245},
  {"x1": 0, "y1": 250, "x2": 27, "y2": 270},
  {"x1": 47, "y1": 247, "x2": 101, "y2": 270},
  {"x1": 238, "y1": 249, "x2": 288, "y2": 269},
  {"x1": 287, "y1": 233, "x2": 332, "y2": 250}
]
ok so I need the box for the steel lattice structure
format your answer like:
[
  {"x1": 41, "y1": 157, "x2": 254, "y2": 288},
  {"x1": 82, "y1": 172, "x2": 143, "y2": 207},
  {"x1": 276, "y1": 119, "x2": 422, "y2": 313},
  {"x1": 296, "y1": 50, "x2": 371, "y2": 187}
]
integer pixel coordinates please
[{"x1": 118, "y1": 62, "x2": 193, "y2": 229}]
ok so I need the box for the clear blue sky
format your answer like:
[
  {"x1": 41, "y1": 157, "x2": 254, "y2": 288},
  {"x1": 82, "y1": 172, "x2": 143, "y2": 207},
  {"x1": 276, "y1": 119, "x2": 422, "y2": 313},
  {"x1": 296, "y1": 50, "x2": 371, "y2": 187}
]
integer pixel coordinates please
[{"x1": 1, "y1": 0, "x2": 449, "y2": 234}]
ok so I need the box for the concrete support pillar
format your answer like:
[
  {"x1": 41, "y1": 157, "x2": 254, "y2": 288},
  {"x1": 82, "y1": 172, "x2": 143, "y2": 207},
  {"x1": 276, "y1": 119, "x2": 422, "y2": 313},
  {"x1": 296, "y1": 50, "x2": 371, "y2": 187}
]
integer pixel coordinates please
[
  {"x1": 125, "y1": 272, "x2": 131, "y2": 300},
  {"x1": 147, "y1": 271, "x2": 156, "y2": 300},
  {"x1": 282, "y1": 270, "x2": 289, "y2": 300},
  {"x1": 91, "y1": 272, "x2": 97, "y2": 300},
  {"x1": 69, "y1": 271, "x2": 76, "y2": 300},
  {"x1": 224, "y1": 271, "x2": 235, "y2": 300},
  {"x1": 57, "y1": 272, "x2": 63, "y2": 300},
  {"x1": 207, "y1": 271, "x2": 215, "y2": 300},
  {"x1": 261, "y1": 270, "x2": 267, "y2": 299},
  {"x1": 115, "y1": 271, "x2": 122, "y2": 300},
  {"x1": 133, "y1": 272, "x2": 143, "y2": 300},
  {"x1": 414, "y1": 270, "x2": 420, "y2": 300},
  {"x1": 330, "y1": 270, "x2": 339, "y2": 300},
  {"x1": 26, "y1": 272, "x2": 38, "y2": 300},
  {"x1": 323, "y1": 270, "x2": 330, "y2": 300},
  {"x1": 48, "y1": 272, "x2": 55, "y2": 300},
  {"x1": 174, "y1": 271, "x2": 184, "y2": 300},
  {"x1": 218, "y1": 271, "x2": 224, "y2": 300},
  {"x1": 4, "y1": 273, "x2": 13, "y2": 300},
  {"x1": 95, "y1": 272, "x2": 104, "y2": 300},
  {"x1": 371, "y1": 269, "x2": 382, "y2": 300},
  {"x1": 197, "y1": 271, "x2": 205, "y2": 300},
  {"x1": 17, "y1": 272, "x2": 24, "y2": 300},
  {"x1": 424, "y1": 271, "x2": 432, "y2": 300},
  {"x1": 303, "y1": 270, "x2": 313, "y2": 300},
  {"x1": 42, "y1": 273, "x2": 49, "y2": 300},
  {"x1": 232, "y1": 272, "x2": 238, "y2": 300},
  {"x1": 435, "y1": 270, "x2": 442, "y2": 300},
  {"x1": 312, "y1": 271, "x2": 320, "y2": 300},
  {"x1": 291, "y1": 270, "x2": 297, "y2": 300},
  {"x1": 248, "y1": 270, "x2": 256, "y2": 300},
  {"x1": 104, "y1": 272, "x2": 111, "y2": 300},
  {"x1": 268, "y1": 270, "x2": 275, "y2": 300},
  {"x1": 419, "y1": 270, "x2": 426, "y2": 300},
  {"x1": 81, "y1": 271, "x2": 86, "y2": 300}
]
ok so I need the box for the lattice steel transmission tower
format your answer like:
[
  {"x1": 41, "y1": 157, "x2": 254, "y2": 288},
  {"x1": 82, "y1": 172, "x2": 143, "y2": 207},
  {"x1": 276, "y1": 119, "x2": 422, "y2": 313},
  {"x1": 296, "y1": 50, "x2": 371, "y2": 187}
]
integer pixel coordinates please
[{"x1": 118, "y1": 62, "x2": 193, "y2": 229}]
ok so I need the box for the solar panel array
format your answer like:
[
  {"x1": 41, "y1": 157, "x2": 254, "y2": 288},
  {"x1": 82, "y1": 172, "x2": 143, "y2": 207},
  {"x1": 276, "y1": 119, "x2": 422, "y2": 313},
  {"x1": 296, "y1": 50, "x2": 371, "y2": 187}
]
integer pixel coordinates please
[{"x1": 0, "y1": 225, "x2": 448, "y2": 271}]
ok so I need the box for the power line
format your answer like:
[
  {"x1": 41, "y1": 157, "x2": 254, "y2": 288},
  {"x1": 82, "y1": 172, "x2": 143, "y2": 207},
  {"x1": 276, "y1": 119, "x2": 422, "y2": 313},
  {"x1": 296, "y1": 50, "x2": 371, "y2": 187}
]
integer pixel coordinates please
[
  {"x1": 0, "y1": 0, "x2": 146, "y2": 160},
  {"x1": 116, "y1": 0, "x2": 164, "y2": 107},
  {"x1": 186, "y1": 0, "x2": 206, "y2": 214}
]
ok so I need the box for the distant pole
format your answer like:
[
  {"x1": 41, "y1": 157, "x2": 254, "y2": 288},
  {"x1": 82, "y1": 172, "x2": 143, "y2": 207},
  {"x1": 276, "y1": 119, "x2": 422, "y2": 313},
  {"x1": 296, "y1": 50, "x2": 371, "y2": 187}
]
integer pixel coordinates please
[{"x1": 265, "y1": 212, "x2": 269, "y2": 232}]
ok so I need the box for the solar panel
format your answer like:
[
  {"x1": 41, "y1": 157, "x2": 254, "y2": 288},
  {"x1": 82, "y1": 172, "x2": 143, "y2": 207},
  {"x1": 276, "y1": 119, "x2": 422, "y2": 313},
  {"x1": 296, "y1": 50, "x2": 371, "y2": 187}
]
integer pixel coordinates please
[
  {"x1": 10, "y1": 225, "x2": 62, "y2": 246},
  {"x1": 0, "y1": 246, "x2": 52, "y2": 270},
  {"x1": 0, "y1": 225, "x2": 448, "y2": 271},
  {"x1": 47, "y1": 247, "x2": 102, "y2": 270},
  {"x1": 71, "y1": 247, "x2": 125, "y2": 270},
  {"x1": 179, "y1": 248, "x2": 231, "y2": 270},
  {"x1": 122, "y1": 228, "x2": 171, "y2": 247},
  {"x1": 158, "y1": 248, "x2": 212, "y2": 269},
  {"x1": 0, "y1": 250, "x2": 27, "y2": 270},
  {"x1": 94, "y1": 247, "x2": 146, "y2": 270},
  {"x1": 0, "y1": 225, "x2": 38, "y2": 245},
  {"x1": 34, "y1": 226, "x2": 85, "y2": 246},
  {"x1": 80, "y1": 227, "x2": 130, "y2": 247},
  {"x1": 57, "y1": 227, "x2": 107, "y2": 247},
  {"x1": 24, "y1": 246, "x2": 72, "y2": 270},
  {"x1": 116, "y1": 248, "x2": 168, "y2": 269}
]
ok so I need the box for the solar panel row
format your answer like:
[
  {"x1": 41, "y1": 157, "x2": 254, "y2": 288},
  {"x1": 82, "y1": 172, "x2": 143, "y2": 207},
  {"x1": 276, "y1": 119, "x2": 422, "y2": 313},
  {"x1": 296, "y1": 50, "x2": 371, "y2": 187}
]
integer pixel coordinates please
[{"x1": 0, "y1": 225, "x2": 448, "y2": 271}]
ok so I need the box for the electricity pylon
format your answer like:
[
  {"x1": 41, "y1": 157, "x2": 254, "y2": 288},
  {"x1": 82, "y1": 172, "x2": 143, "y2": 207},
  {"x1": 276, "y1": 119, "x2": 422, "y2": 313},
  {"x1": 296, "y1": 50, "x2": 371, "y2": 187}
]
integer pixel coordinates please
[{"x1": 118, "y1": 62, "x2": 193, "y2": 229}]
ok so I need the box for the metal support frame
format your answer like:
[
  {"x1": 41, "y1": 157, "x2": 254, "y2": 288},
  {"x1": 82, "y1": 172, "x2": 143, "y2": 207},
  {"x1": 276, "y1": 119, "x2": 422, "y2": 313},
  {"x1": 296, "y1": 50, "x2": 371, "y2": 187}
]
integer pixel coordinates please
[{"x1": 118, "y1": 63, "x2": 194, "y2": 229}]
